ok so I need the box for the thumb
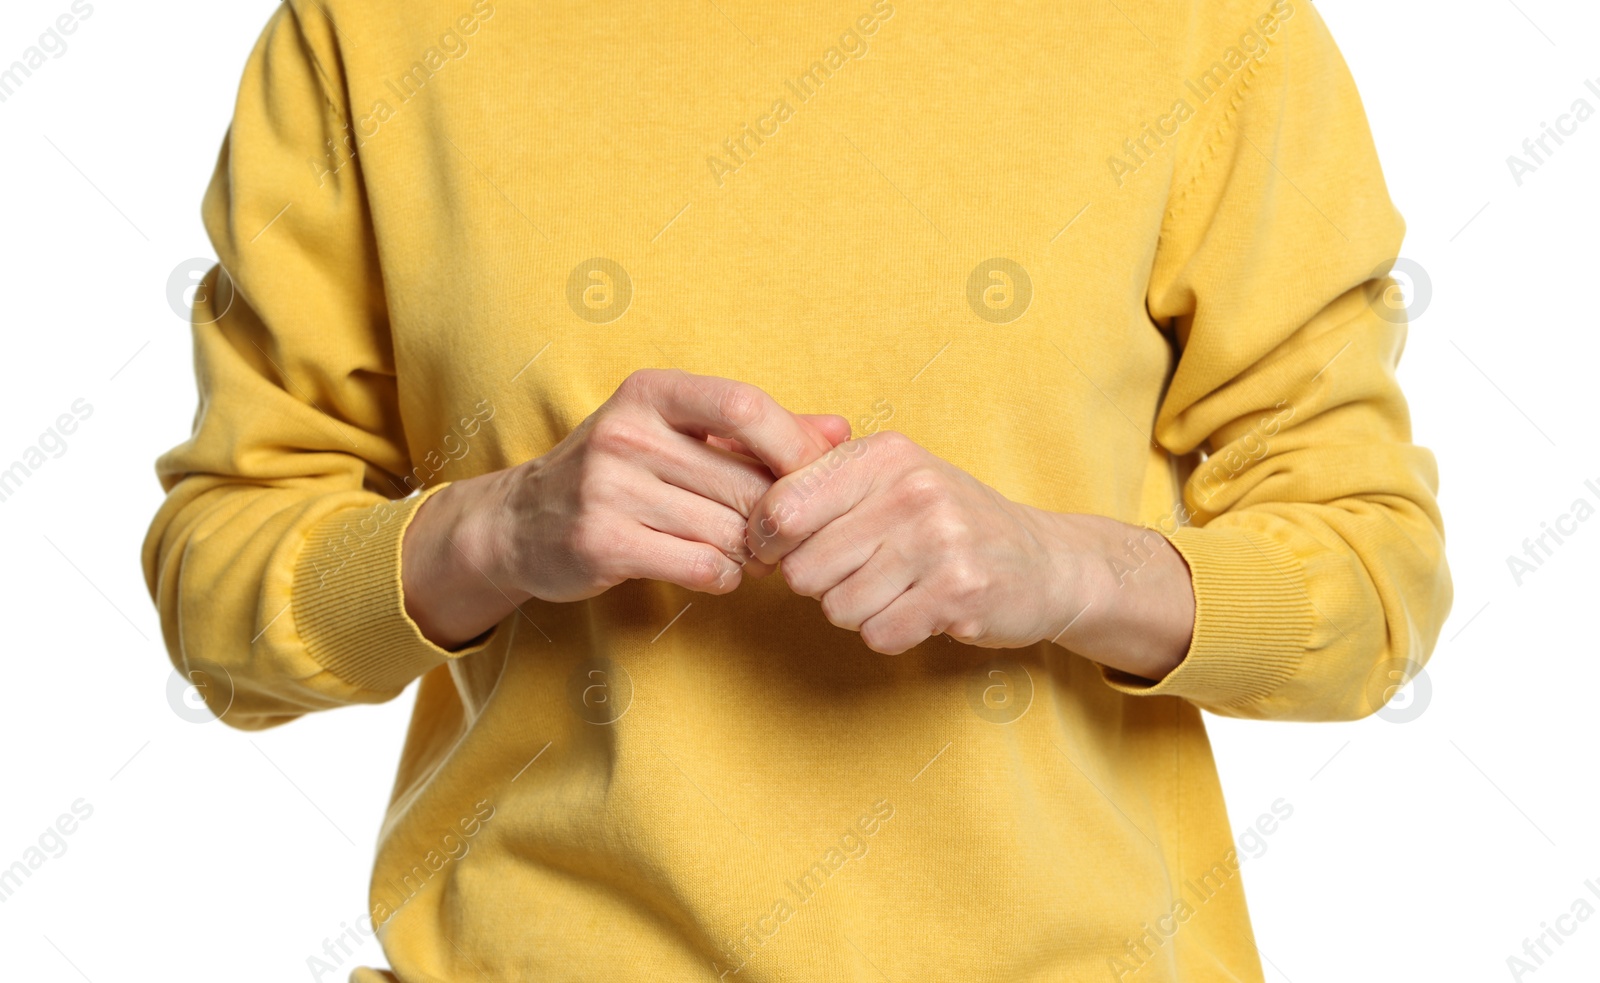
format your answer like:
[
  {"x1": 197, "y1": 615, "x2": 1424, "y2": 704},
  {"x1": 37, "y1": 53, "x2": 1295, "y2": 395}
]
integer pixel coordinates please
[
  {"x1": 705, "y1": 413, "x2": 851, "y2": 461},
  {"x1": 797, "y1": 413, "x2": 852, "y2": 448}
]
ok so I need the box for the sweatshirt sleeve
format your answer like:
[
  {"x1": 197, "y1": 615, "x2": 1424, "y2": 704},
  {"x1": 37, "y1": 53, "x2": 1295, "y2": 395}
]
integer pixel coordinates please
[
  {"x1": 141, "y1": 2, "x2": 498, "y2": 731},
  {"x1": 1097, "y1": 1, "x2": 1452, "y2": 721}
]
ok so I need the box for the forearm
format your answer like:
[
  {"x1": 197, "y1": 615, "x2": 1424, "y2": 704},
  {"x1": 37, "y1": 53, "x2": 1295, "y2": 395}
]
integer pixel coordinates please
[
  {"x1": 402, "y1": 472, "x2": 529, "y2": 650},
  {"x1": 1038, "y1": 511, "x2": 1195, "y2": 683}
]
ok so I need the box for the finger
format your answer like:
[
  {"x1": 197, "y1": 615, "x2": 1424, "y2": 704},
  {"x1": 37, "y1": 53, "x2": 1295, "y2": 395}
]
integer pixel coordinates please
[
  {"x1": 612, "y1": 525, "x2": 745, "y2": 595},
  {"x1": 741, "y1": 555, "x2": 778, "y2": 579},
  {"x1": 708, "y1": 413, "x2": 852, "y2": 459},
  {"x1": 637, "y1": 482, "x2": 755, "y2": 562},
  {"x1": 649, "y1": 430, "x2": 776, "y2": 517},
  {"x1": 817, "y1": 544, "x2": 914, "y2": 632},
  {"x1": 746, "y1": 439, "x2": 878, "y2": 564},
  {"x1": 777, "y1": 509, "x2": 885, "y2": 598},
  {"x1": 858, "y1": 585, "x2": 943, "y2": 655},
  {"x1": 702, "y1": 434, "x2": 744, "y2": 456},
  {"x1": 801, "y1": 413, "x2": 852, "y2": 447},
  {"x1": 631, "y1": 370, "x2": 832, "y2": 477}
]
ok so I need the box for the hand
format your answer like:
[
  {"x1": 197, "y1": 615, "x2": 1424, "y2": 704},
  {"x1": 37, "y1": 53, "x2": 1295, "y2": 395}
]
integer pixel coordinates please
[
  {"x1": 402, "y1": 369, "x2": 849, "y2": 647},
  {"x1": 745, "y1": 430, "x2": 1066, "y2": 654},
  {"x1": 745, "y1": 430, "x2": 1195, "y2": 678}
]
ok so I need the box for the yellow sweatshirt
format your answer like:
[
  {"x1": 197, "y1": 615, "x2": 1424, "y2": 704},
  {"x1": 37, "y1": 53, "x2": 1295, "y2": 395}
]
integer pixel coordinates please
[{"x1": 142, "y1": 0, "x2": 1451, "y2": 979}]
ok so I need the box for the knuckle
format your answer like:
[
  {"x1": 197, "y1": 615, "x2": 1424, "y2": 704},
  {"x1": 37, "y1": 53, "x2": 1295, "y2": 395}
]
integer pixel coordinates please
[
  {"x1": 818, "y1": 589, "x2": 848, "y2": 625},
  {"x1": 720, "y1": 512, "x2": 750, "y2": 556},
  {"x1": 566, "y1": 517, "x2": 611, "y2": 568},
  {"x1": 899, "y1": 467, "x2": 945, "y2": 508},
  {"x1": 574, "y1": 457, "x2": 620, "y2": 505},
  {"x1": 587, "y1": 414, "x2": 648, "y2": 455},
  {"x1": 928, "y1": 512, "x2": 969, "y2": 550},
  {"x1": 717, "y1": 384, "x2": 765, "y2": 430},
  {"x1": 943, "y1": 561, "x2": 987, "y2": 601},
  {"x1": 707, "y1": 560, "x2": 742, "y2": 594},
  {"x1": 859, "y1": 621, "x2": 900, "y2": 654},
  {"x1": 876, "y1": 430, "x2": 915, "y2": 457},
  {"x1": 945, "y1": 617, "x2": 982, "y2": 644},
  {"x1": 728, "y1": 474, "x2": 772, "y2": 519},
  {"x1": 618, "y1": 368, "x2": 658, "y2": 398},
  {"x1": 753, "y1": 495, "x2": 794, "y2": 541},
  {"x1": 783, "y1": 556, "x2": 821, "y2": 598},
  {"x1": 683, "y1": 546, "x2": 727, "y2": 590}
]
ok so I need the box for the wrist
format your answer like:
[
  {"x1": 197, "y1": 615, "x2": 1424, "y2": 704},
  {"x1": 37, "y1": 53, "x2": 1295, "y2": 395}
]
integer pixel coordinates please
[
  {"x1": 1040, "y1": 512, "x2": 1194, "y2": 681},
  {"x1": 1032, "y1": 510, "x2": 1111, "y2": 646},
  {"x1": 401, "y1": 472, "x2": 528, "y2": 650},
  {"x1": 450, "y1": 468, "x2": 524, "y2": 595}
]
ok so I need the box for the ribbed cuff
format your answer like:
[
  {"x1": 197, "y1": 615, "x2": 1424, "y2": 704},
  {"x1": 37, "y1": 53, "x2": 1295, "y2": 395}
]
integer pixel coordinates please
[
  {"x1": 1099, "y1": 524, "x2": 1314, "y2": 709},
  {"x1": 291, "y1": 481, "x2": 497, "y2": 693}
]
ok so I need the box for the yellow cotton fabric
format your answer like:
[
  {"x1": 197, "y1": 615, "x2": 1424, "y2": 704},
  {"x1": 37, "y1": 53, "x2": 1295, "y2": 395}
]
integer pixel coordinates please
[{"x1": 142, "y1": 0, "x2": 1451, "y2": 979}]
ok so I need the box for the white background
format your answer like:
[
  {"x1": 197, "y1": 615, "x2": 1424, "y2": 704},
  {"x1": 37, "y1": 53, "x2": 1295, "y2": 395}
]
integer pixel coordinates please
[{"x1": 0, "y1": 1, "x2": 1596, "y2": 980}]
